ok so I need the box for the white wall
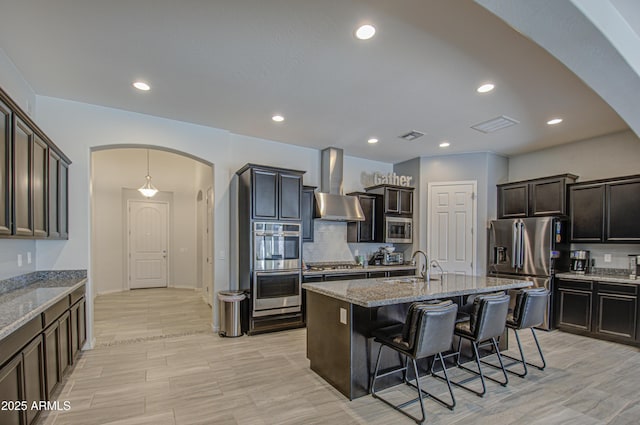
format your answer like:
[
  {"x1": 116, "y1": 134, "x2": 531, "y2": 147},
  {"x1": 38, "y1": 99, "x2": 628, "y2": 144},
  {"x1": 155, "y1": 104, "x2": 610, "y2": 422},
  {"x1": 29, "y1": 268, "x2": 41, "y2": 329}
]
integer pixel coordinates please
[
  {"x1": 0, "y1": 48, "x2": 36, "y2": 117},
  {"x1": 0, "y1": 240, "x2": 36, "y2": 280},
  {"x1": 508, "y1": 130, "x2": 640, "y2": 182}
]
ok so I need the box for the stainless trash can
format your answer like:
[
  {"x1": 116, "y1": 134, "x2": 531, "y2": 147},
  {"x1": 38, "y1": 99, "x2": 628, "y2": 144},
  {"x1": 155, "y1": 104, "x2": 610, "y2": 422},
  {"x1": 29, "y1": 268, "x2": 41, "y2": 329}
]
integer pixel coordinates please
[{"x1": 218, "y1": 290, "x2": 246, "y2": 337}]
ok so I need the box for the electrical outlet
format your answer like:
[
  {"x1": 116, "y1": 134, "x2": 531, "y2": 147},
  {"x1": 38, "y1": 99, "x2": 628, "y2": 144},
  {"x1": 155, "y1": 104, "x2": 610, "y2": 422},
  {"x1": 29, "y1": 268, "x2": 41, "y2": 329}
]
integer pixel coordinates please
[
  {"x1": 17, "y1": 254, "x2": 23, "y2": 267},
  {"x1": 604, "y1": 254, "x2": 612, "y2": 263},
  {"x1": 27, "y1": 252, "x2": 32, "y2": 264},
  {"x1": 339, "y1": 308, "x2": 347, "y2": 324}
]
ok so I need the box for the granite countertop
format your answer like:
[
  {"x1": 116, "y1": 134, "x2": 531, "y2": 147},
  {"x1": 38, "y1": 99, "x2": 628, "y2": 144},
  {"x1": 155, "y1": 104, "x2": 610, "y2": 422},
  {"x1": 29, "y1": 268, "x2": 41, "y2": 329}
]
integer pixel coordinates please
[
  {"x1": 303, "y1": 264, "x2": 416, "y2": 276},
  {"x1": 302, "y1": 273, "x2": 532, "y2": 308},
  {"x1": 0, "y1": 271, "x2": 88, "y2": 340},
  {"x1": 556, "y1": 272, "x2": 640, "y2": 285}
]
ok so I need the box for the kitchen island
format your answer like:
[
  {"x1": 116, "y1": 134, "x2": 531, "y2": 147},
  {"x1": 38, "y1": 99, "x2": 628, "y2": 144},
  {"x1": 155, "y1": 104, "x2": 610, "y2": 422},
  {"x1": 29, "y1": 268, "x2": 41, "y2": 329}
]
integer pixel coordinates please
[{"x1": 303, "y1": 273, "x2": 531, "y2": 399}]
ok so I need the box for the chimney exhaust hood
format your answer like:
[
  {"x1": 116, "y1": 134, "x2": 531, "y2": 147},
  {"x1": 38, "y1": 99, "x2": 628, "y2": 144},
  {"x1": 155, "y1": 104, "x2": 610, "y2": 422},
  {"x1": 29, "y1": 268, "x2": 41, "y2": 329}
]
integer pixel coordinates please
[{"x1": 315, "y1": 147, "x2": 365, "y2": 221}]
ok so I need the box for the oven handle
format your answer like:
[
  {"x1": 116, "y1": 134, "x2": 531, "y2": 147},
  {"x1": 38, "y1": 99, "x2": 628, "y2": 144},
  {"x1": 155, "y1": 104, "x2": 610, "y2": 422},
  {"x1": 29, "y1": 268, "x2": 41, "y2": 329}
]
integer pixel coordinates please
[{"x1": 255, "y1": 270, "x2": 301, "y2": 276}]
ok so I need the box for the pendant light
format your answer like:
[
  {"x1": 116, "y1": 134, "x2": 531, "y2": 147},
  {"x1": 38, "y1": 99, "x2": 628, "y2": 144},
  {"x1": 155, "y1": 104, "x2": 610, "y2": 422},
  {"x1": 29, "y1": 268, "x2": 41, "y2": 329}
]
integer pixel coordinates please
[{"x1": 138, "y1": 149, "x2": 158, "y2": 197}]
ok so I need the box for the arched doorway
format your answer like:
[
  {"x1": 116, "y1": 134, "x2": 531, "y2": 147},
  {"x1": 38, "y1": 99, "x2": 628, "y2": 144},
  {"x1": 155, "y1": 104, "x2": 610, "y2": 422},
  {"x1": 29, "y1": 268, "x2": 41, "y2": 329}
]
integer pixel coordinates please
[{"x1": 89, "y1": 145, "x2": 214, "y2": 344}]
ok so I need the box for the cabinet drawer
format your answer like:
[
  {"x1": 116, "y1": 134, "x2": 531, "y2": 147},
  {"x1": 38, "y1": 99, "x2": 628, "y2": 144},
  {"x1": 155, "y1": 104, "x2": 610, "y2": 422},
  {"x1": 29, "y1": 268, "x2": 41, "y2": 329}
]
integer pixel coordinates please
[
  {"x1": 41, "y1": 297, "x2": 70, "y2": 328},
  {"x1": 557, "y1": 279, "x2": 593, "y2": 291},
  {"x1": 0, "y1": 316, "x2": 42, "y2": 366},
  {"x1": 324, "y1": 273, "x2": 367, "y2": 282},
  {"x1": 598, "y1": 282, "x2": 638, "y2": 296},
  {"x1": 70, "y1": 285, "x2": 86, "y2": 304}
]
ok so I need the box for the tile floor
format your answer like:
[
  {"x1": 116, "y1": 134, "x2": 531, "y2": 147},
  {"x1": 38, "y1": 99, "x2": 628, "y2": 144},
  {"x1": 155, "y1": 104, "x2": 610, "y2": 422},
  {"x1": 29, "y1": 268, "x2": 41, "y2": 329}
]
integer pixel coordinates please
[{"x1": 40, "y1": 288, "x2": 640, "y2": 425}]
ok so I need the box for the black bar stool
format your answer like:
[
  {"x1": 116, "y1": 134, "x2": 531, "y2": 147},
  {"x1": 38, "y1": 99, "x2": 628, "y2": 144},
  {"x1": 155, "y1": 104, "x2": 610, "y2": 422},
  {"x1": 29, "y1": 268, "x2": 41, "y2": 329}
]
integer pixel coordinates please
[
  {"x1": 502, "y1": 288, "x2": 549, "y2": 377},
  {"x1": 434, "y1": 292, "x2": 510, "y2": 397},
  {"x1": 370, "y1": 300, "x2": 458, "y2": 424}
]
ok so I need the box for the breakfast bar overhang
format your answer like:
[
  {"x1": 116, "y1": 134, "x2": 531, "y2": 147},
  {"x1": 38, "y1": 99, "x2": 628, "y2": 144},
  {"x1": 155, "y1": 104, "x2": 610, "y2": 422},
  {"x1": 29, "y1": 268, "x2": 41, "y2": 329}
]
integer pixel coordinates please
[{"x1": 303, "y1": 274, "x2": 532, "y2": 400}]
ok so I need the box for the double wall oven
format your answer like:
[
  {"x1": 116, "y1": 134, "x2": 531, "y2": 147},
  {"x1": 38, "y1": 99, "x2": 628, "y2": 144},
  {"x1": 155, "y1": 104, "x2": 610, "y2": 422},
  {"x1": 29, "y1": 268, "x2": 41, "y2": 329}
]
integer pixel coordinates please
[{"x1": 252, "y1": 222, "x2": 302, "y2": 317}]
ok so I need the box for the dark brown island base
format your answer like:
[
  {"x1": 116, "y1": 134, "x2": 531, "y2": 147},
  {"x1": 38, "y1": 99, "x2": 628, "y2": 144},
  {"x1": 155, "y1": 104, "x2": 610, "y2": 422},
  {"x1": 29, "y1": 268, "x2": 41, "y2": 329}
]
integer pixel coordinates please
[{"x1": 303, "y1": 274, "x2": 531, "y2": 400}]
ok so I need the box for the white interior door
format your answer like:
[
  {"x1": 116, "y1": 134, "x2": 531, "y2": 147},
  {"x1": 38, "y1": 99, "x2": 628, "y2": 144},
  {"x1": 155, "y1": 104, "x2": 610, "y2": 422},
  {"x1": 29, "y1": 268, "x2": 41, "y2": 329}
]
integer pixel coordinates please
[
  {"x1": 428, "y1": 182, "x2": 476, "y2": 275},
  {"x1": 128, "y1": 200, "x2": 169, "y2": 289}
]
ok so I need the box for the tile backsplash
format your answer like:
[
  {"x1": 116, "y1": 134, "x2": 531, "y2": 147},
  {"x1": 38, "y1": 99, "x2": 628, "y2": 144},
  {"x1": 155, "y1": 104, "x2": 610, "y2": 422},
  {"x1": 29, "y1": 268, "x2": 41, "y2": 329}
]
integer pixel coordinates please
[
  {"x1": 571, "y1": 243, "x2": 640, "y2": 271},
  {"x1": 302, "y1": 221, "x2": 389, "y2": 264}
]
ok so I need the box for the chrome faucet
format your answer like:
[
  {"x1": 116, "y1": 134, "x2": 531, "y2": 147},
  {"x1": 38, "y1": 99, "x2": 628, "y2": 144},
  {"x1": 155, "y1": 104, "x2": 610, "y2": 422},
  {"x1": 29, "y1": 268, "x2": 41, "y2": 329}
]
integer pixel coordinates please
[
  {"x1": 411, "y1": 250, "x2": 430, "y2": 282},
  {"x1": 430, "y1": 259, "x2": 445, "y2": 277}
]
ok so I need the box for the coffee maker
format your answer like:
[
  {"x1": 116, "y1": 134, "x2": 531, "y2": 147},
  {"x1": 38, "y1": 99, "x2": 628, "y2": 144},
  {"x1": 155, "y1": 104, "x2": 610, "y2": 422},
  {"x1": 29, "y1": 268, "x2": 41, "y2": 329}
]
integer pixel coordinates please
[{"x1": 570, "y1": 250, "x2": 590, "y2": 274}]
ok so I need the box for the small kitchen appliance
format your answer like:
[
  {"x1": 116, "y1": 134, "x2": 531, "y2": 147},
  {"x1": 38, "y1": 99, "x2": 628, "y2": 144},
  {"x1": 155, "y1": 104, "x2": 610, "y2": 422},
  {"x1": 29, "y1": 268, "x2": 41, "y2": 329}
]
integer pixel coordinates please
[{"x1": 570, "y1": 250, "x2": 590, "y2": 274}]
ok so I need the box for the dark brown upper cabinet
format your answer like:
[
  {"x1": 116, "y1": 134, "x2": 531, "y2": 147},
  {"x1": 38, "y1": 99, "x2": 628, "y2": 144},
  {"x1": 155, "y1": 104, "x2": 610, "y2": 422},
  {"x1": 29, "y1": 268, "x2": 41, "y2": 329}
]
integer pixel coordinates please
[
  {"x1": 301, "y1": 186, "x2": 316, "y2": 242},
  {"x1": 569, "y1": 183, "x2": 605, "y2": 242},
  {"x1": 365, "y1": 184, "x2": 414, "y2": 217},
  {"x1": 0, "y1": 85, "x2": 71, "y2": 239},
  {"x1": 48, "y1": 150, "x2": 69, "y2": 239},
  {"x1": 0, "y1": 98, "x2": 11, "y2": 235},
  {"x1": 498, "y1": 174, "x2": 577, "y2": 219},
  {"x1": 13, "y1": 117, "x2": 34, "y2": 236},
  {"x1": 237, "y1": 164, "x2": 304, "y2": 222},
  {"x1": 33, "y1": 134, "x2": 48, "y2": 237},
  {"x1": 607, "y1": 177, "x2": 640, "y2": 242},
  {"x1": 347, "y1": 192, "x2": 383, "y2": 243},
  {"x1": 569, "y1": 175, "x2": 640, "y2": 243}
]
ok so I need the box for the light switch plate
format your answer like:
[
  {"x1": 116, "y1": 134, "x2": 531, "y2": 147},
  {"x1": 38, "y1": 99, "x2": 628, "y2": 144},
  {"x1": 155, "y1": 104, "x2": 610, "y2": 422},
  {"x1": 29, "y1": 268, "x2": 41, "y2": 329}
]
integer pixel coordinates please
[
  {"x1": 604, "y1": 254, "x2": 612, "y2": 263},
  {"x1": 339, "y1": 308, "x2": 347, "y2": 324}
]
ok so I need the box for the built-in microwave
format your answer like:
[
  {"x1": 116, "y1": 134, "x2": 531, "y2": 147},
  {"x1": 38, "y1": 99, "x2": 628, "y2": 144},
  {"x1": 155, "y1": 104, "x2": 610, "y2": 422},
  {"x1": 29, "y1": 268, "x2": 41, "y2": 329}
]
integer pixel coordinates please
[{"x1": 385, "y1": 217, "x2": 412, "y2": 244}]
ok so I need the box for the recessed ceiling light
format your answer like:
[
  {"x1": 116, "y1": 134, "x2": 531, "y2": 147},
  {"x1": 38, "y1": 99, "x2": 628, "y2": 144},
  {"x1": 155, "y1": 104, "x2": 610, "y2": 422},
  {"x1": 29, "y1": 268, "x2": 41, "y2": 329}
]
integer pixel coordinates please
[
  {"x1": 547, "y1": 118, "x2": 563, "y2": 125},
  {"x1": 355, "y1": 24, "x2": 376, "y2": 40},
  {"x1": 272, "y1": 115, "x2": 285, "y2": 122},
  {"x1": 132, "y1": 81, "x2": 150, "y2": 91},
  {"x1": 367, "y1": 138, "x2": 379, "y2": 144},
  {"x1": 439, "y1": 142, "x2": 450, "y2": 148},
  {"x1": 477, "y1": 83, "x2": 495, "y2": 93}
]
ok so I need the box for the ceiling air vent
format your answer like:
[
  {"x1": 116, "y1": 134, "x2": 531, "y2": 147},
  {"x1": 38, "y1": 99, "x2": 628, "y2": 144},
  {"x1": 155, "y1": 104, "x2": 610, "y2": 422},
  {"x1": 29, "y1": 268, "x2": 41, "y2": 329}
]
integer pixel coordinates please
[
  {"x1": 398, "y1": 130, "x2": 425, "y2": 141},
  {"x1": 471, "y1": 115, "x2": 520, "y2": 133}
]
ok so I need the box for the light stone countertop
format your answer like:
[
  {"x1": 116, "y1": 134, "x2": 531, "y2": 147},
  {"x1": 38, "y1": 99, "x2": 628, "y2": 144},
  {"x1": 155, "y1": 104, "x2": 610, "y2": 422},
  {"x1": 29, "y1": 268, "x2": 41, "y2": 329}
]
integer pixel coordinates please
[
  {"x1": 303, "y1": 264, "x2": 416, "y2": 276},
  {"x1": 556, "y1": 272, "x2": 640, "y2": 285},
  {"x1": 302, "y1": 273, "x2": 532, "y2": 308},
  {"x1": 0, "y1": 271, "x2": 87, "y2": 340}
]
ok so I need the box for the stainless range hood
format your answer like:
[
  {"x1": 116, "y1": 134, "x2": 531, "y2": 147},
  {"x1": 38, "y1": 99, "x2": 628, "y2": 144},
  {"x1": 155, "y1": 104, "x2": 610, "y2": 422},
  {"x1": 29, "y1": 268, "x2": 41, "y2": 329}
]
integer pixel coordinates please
[{"x1": 315, "y1": 147, "x2": 365, "y2": 221}]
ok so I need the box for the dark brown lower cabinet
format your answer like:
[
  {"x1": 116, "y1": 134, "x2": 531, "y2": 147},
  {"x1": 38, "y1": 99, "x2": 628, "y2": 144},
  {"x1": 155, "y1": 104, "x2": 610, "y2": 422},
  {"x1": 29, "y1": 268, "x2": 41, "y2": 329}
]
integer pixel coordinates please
[
  {"x1": 44, "y1": 321, "x2": 61, "y2": 398},
  {"x1": 0, "y1": 355, "x2": 24, "y2": 425},
  {"x1": 70, "y1": 297, "x2": 86, "y2": 362},
  {"x1": 595, "y1": 284, "x2": 637, "y2": 341},
  {"x1": 23, "y1": 336, "x2": 45, "y2": 425},
  {"x1": 0, "y1": 285, "x2": 85, "y2": 425},
  {"x1": 557, "y1": 278, "x2": 638, "y2": 345},
  {"x1": 43, "y1": 304, "x2": 74, "y2": 398},
  {"x1": 0, "y1": 336, "x2": 46, "y2": 425},
  {"x1": 557, "y1": 285, "x2": 592, "y2": 331}
]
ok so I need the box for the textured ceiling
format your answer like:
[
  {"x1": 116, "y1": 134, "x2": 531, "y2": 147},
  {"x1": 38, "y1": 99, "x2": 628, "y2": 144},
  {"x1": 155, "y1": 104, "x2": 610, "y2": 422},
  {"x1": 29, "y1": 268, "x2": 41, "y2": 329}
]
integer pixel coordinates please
[{"x1": 0, "y1": 0, "x2": 631, "y2": 163}]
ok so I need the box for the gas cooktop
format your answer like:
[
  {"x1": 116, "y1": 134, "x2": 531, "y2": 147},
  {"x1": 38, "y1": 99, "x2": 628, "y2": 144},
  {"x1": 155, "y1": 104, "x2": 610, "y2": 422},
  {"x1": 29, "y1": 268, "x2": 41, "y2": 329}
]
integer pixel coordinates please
[{"x1": 305, "y1": 262, "x2": 361, "y2": 271}]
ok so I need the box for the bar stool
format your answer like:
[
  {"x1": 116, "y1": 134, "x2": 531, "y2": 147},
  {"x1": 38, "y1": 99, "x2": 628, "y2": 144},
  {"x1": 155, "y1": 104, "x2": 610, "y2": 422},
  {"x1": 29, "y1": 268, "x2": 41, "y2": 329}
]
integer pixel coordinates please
[
  {"x1": 502, "y1": 288, "x2": 549, "y2": 377},
  {"x1": 370, "y1": 300, "x2": 458, "y2": 424},
  {"x1": 434, "y1": 292, "x2": 510, "y2": 397}
]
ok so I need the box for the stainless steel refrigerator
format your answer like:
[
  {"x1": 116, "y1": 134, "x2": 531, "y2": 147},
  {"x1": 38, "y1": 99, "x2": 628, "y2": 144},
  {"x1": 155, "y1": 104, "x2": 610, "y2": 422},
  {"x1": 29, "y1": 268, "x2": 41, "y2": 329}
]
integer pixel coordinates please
[{"x1": 488, "y1": 217, "x2": 570, "y2": 330}]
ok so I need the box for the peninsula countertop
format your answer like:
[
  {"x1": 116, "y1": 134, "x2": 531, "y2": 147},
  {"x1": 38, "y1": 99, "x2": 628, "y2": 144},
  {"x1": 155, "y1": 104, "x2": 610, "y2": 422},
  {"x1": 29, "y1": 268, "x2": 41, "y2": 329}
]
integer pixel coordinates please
[
  {"x1": 302, "y1": 273, "x2": 532, "y2": 308},
  {"x1": 0, "y1": 270, "x2": 88, "y2": 340}
]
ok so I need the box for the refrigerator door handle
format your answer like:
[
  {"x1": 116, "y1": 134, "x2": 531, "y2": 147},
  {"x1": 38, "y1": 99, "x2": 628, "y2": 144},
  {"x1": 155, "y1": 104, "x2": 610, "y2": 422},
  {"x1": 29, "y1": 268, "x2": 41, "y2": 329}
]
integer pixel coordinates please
[
  {"x1": 512, "y1": 221, "x2": 519, "y2": 269},
  {"x1": 518, "y1": 221, "x2": 525, "y2": 269}
]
